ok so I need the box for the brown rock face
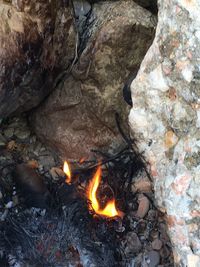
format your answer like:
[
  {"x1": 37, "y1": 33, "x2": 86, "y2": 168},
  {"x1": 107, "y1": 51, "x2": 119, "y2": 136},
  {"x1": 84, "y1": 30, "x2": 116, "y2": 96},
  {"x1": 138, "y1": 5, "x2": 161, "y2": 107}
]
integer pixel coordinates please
[
  {"x1": 0, "y1": 0, "x2": 75, "y2": 118},
  {"x1": 32, "y1": 0, "x2": 155, "y2": 160}
]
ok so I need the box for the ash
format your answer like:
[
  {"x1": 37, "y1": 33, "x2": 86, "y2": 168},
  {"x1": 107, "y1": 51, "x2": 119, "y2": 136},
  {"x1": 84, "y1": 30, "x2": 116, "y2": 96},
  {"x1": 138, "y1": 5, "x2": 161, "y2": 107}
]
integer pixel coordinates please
[{"x1": 0, "y1": 116, "x2": 174, "y2": 267}]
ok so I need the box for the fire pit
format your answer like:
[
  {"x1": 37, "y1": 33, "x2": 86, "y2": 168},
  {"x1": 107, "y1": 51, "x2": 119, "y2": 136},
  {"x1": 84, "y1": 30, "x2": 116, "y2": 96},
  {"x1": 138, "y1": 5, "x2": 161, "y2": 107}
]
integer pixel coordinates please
[{"x1": 0, "y1": 115, "x2": 174, "y2": 267}]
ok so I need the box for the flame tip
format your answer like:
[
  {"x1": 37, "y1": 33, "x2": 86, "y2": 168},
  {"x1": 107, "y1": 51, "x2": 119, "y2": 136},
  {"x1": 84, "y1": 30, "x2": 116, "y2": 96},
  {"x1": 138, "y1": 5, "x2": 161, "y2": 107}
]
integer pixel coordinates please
[
  {"x1": 87, "y1": 166, "x2": 123, "y2": 218},
  {"x1": 63, "y1": 160, "x2": 71, "y2": 184}
]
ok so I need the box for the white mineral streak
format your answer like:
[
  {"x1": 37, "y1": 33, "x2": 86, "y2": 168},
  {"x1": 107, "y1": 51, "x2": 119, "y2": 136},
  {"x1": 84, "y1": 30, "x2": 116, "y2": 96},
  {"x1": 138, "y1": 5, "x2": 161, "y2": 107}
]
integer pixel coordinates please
[{"x1": 129, "y1": 1, "x2": 200, "y2": 266}]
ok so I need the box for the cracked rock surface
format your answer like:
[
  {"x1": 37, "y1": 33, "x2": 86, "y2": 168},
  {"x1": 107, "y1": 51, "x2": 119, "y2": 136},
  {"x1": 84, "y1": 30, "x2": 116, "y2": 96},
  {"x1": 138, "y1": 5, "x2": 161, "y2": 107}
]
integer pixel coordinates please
[
  {"x1": 129, "y1": 1, "x2": 200, "y2": 266},
  {"x1": 32, "y1": 0, "x2": 155, "y2": 160}
]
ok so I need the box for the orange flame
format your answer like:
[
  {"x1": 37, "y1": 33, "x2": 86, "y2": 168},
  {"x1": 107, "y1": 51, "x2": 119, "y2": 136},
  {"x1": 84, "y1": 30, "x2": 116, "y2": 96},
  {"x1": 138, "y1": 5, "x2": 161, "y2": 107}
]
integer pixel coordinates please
[
  {"x1": 63, "y1": 161, "x2": 71, "y2": 184},
  {"x1": 88, "y1": 166, "x2": 123, "y2": 218}
]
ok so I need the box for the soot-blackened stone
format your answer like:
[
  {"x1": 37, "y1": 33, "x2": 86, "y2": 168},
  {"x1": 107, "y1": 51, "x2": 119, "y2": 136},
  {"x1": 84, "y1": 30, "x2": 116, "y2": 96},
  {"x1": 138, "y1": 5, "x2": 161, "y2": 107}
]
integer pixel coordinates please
[{"x1": 13, "y1": 163, "x2": 51, "y2": 208}]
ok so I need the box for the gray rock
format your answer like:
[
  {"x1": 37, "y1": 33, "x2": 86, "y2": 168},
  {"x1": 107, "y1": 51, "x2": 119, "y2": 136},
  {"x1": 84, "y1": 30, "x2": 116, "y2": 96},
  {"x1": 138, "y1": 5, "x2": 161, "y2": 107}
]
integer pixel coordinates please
[
  {"x1": 136, "y1": 194, "x2": 150, "y2": 219},
  {"x1": 15, "y1": 128, "x2": 30, "y2": 140},
  {"x1": 32, "y1": 0, "x2": 155, "y2": 160},
  {"x1": 4, "y1": 128, "x2": 14, "y2": 139},
  {"x1": 124, "y1": 232, "x2": 142, "y2": 256},
  {"x1": 152, "y1": 239, "x2": 163, "y2": 251},
  {"x1": 129, "y1": 0, "x2": 200, "y2": 265},
  {"x1": 38, "y1": 155, "x2": 56, "y2": 171},
  {"x1": 146, "y1": 251, "x2": 160, "y2": 267}
]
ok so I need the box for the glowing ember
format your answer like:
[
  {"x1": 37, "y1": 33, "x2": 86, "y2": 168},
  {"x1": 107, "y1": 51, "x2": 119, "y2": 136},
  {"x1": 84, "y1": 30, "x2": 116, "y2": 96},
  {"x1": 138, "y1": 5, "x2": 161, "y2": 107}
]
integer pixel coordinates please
[
  {"x1": 63, "y1": 161, "x2": 71, "y2": 184},
  {"x1": 88, "y1": 166, "x2": 123, "y2": 218}
]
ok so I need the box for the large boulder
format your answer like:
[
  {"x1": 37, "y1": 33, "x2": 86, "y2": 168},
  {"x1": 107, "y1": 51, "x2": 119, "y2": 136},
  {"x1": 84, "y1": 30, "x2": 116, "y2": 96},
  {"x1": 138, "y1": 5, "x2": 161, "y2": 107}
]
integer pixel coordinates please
[
  {"x1": 0, "y1": 0, "x2": 75, "y2": 118},
  {"x1": 133, "y1": 0, "x2": 158, "y2": 14},
  {"x1": 32, "y1": 0, "x2": 155, "y2": 160},
  {"x1": 129, "y1": 0, "x2": 200, "y2": 266}
]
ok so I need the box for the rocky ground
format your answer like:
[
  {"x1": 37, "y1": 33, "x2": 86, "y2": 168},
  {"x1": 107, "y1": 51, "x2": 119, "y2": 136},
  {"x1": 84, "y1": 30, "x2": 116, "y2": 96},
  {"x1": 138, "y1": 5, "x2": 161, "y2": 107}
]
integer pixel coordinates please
[{"x1": 0, "y1": 116, "x2": 174, "y2": 266}]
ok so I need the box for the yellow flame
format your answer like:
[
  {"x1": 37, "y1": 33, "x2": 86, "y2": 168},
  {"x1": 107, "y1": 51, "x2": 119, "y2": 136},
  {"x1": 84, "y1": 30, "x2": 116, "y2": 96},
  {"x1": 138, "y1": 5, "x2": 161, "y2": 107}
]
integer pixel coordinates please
[
  {"x1": 88, "y1": 166, "x2": 123, "y2": 218},
  {"x1": 63, "y1": 161, "x2": 71, "y2": 184}
]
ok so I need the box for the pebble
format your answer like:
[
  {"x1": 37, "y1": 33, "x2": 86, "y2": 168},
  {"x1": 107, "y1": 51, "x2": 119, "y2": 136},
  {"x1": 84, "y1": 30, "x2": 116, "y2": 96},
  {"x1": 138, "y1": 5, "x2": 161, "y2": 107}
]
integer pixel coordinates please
[
  {"x1": 5, "y1": 201, "x2": 13, "y2": 209},
  {"x1": 15, "y1": 128, "x2": 30, "y2": 140},
  {"x1": 38, "y1": 155, "x2": 55, "y2": 171},
  {"x1": 124, "y1": 232, "x2": 142, "y2": 255},
  {"x1": 136, "y1": 194, "x2": 150, "y2": 218},
  {"x1": 152, "y1": 239, "x2": 163, "y2": 250},
  {"x1": 4, "y1": 128, "x2": 14, "y2": 138},
  {"x1": 148, "y1": 210, "x2": 158, "y2": 221},
  {"x1": 146, "y1": 250, "x2": 160, "y2": 267},
  {"x1": 160, "y1": 245, "x2": 170, "y2": 259}
]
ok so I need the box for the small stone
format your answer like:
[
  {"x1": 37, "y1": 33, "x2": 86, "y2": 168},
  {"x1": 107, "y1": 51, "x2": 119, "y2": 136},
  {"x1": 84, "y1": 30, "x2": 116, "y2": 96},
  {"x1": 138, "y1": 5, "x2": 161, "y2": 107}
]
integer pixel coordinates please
[
  {"x1": 38, "y1": 155, "x2": 55, "y2": 170},
  {"x1": 152, "y1": 239, "x2": 163, "y2": 250},
  {"x1": 132, "y1": 177, "x2": 152, "y2": 193},
  {"x1": 50, "y1": 167, "x2": 65, "y2": 180},
  {"x1": 5, "y1": 201, "x2": 13, "y2": 209},
  {"x1": 147, "y1": 209, "x2": 157, "y2": 221},
  {"x1": 160, "y1": 245, "x2": 170, "y2": 259},
  {"x1": 15, "y1": 128, "x2": 30, "y2": 140},
  {"x1": 4, "y1": 128, "x2": 14, "y2": 138},
  {"x1": 136, "y1": 194, "x2": 150, "y2": 219},
  {"x1": 146, "y1": 250, "x2": 160, "y2": 267},
  {"x1": 124, "y1": 232, "x2": 142, "y2": 255}
]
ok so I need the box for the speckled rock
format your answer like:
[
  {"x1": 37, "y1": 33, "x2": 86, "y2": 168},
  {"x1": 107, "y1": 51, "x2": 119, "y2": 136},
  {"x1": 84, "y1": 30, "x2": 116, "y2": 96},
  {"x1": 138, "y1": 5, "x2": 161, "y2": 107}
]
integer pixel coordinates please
[
  {"x1": 32, "y1": 0, "x2": 155, "y2": 160},
  {"x1": 129, "y1": 1, "x2": 200, "y2": 266},
  {"x1": 0, "y1": 0, "x2": 75, "y2": 118}
]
